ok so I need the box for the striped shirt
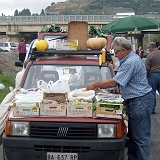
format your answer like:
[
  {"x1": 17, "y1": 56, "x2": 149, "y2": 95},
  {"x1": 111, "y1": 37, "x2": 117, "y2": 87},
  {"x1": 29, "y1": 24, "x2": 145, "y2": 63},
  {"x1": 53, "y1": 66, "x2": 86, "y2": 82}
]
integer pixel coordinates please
[{"x1": 113, "y1": 52, "x2": 151, "y2": 100}]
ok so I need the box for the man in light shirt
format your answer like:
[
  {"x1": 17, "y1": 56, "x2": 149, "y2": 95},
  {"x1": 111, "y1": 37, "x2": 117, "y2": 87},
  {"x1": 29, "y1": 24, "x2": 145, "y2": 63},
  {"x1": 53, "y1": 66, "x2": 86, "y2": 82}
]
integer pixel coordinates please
[{"x1": 86, "y1": 37, "x2": 154, "y2": 160}]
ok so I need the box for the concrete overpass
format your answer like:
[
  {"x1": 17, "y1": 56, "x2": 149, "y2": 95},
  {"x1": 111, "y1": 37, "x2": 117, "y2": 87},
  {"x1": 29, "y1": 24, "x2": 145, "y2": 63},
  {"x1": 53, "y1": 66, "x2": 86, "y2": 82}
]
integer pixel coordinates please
[{"x1": 0, "y1": 15, "x2": 160, "y2": 43}]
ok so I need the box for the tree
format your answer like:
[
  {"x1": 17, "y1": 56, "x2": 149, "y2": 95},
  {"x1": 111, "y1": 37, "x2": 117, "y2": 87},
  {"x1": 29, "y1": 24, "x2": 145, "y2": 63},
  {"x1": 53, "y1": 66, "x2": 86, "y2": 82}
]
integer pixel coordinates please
[
  {"x1": 40, "y1": 9, "x2": 45, "y2": 16},
  {"x1": 51, "y1": 2, "x2": 55, "y2": 6},
  {"x1": 19, "y1": 8, "x2": 31, "y2": 16},
  {"x1": 14, "y1": 9, "x2": 19, "y2": 16},
  {"x1": 32, "y1": 13, "x2": 39, "y2": 16}
]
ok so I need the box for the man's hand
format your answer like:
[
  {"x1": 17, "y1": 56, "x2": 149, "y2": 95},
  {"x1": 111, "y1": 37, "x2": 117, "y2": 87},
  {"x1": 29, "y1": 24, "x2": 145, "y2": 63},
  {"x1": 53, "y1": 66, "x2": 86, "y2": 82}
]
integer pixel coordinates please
[
  {"x1": 86, "y1": 82, "x2": 97, "y2": 91},
  {"x1": 86, "y1": 79, "x2": 118, "y2": 91}
]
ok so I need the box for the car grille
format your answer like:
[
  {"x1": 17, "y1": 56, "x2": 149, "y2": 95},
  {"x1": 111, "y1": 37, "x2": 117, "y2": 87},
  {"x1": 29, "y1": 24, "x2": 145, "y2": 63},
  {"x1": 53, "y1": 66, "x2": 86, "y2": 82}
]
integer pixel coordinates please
[
  {"x1": 30, "y1": 122, "x2": 96, "y2": 139},
  {"x1": 34, "y1": 145, "x2": 90, "y2": 153}
]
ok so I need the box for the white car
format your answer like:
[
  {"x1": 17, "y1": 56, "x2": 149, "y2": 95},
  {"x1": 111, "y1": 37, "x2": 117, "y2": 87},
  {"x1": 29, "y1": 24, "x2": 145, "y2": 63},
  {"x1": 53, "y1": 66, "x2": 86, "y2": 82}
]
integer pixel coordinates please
[
  {"x1": 26, "y1": 43, "x2": 30, "y2": 52},
  {"x1": 0, "y1": 42, "x2": 18, "y2": 52}
]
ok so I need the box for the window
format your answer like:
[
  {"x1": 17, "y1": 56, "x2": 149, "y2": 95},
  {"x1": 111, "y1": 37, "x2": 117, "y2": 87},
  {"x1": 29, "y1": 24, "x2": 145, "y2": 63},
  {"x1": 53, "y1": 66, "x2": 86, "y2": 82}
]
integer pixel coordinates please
[{"x1": 22, "y1": 64, "x2": 113, "y2": 91}]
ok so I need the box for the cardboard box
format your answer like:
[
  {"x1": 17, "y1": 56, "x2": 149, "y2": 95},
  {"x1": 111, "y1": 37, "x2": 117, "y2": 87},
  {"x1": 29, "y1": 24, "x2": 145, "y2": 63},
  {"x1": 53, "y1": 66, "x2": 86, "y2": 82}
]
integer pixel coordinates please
[
  {"x1": 41, "y1": 93, "x2": 67, "y2": 116},
  {"x1": 67, "y1": 103, "x2": 92, "y2": 117},
  {"x1": 96, "y1": 103, "x2": 123, "y2": 119},
  {"x1": 43, "y1": 92, "x2": 67, "y2": 101},
  {"x1": 13, "y1": 102, "x2": 40, "y2": 108},
  {"x1": 40, "y1": 100, "x2": 67, "y2": 116},
  {"x1": 56, "y1": 39, "x2": 78, "y2": 51},
  {"x1": 68, "y1": 21, "x2": 88, "y2": 50},
  {"x1": 13, "y1": 106, "x2": 39, "y2": 117},
  {"x1": 13, "y1": 93, "x2": 42, "y2": 117}
]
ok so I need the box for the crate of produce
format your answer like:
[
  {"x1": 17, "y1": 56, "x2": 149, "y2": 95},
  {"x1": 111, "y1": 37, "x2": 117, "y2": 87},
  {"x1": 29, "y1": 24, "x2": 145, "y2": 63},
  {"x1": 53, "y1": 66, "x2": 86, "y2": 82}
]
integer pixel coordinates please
[
  {"x1": 40, "y1": 99, "x2": 67, "y2": 116},
  {"x1": 13, "y1": 105, "x2": 39, "y2": 117},
  {"x1": 96, "y1": 100, "x2": 124, "y2": 119},
  {"x1": 67, "y1": 99, "x2": 92, "y2": 117},
  {"x1": 13, "y1": 93, "x2": 42, "y2": 117},
  {"x1": 43, "y1": 92, "x2": 68, "y2": 103}
]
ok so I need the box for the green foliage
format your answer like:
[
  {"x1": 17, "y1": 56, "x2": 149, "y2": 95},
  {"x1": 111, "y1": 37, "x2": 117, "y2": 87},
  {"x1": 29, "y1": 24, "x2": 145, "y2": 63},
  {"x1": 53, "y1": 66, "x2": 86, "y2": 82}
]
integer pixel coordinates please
[
  {"x1": 12, "y1": 0, "x2": 160, "y2": 16},
  {"x1": 14, "y1": 9, "x2": 18, "y2": 16},
  {"x1": 40, "y1": 9, "x2": 45, "y2": 16},
  {"x1": 89, "y1": 26, "x2": 107, "y2": 38},
  {"x1": 51, "y1": 2, "x2": 55, "y2": 6},
  {"x1": 143, "y1": 34, "x2": 160, "y2": 50},
  {"x1": 88, "y1": 3, "x2": 103, "y2": 10},
  {"x1": 49, "y1": 0, "x2": 160, "y2": 15},
  {"x1": 14, "y1": 8, "x2": 31, "y2": 16},
  {"x1": 40, "y1": 24, "x2": 61, "y2": 32},
  {"x1": 19, "y1": 8, "x2": 31, "y2": 16},
  {"x1": 92, "y1": 103, "x2": 96, "y2": 111},
  {"x1": 0, "y1": 72, "x2": 15, "y2": 102}
]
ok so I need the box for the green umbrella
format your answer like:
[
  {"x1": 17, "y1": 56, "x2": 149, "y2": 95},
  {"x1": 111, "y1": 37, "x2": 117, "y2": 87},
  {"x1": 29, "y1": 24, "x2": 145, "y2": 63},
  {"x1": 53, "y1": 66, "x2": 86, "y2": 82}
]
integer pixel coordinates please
[{"x1": 101, "y1": 16, "x2": 160, "y2": 34}]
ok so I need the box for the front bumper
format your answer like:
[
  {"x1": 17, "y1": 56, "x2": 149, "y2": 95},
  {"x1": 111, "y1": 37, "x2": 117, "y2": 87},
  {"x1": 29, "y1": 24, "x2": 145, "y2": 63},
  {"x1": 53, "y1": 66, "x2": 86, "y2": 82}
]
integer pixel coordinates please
[{"x1": 2, "y1": 133, "x2": 127, "y2": 160}]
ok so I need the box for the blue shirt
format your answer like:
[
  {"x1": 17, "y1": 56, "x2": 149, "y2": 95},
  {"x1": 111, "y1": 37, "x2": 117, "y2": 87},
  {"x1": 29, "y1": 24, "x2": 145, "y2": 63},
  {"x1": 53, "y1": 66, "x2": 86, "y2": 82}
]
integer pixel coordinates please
[{"x1": 113, "y1": 52, "x2": 152, "y2": 100}]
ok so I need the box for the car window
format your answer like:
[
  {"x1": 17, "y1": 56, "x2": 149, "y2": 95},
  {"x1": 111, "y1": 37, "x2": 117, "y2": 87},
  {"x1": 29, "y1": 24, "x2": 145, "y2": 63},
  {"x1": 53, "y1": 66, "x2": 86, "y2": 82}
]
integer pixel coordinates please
[
  {"x1": 22, "y1": 64, "x2": 113, "y2": 91},
  {"x1": 5, "y1": 43, "x2": 8, "y2": 47},
  {"x1": 10, "y1": 43, "x2": 17, "y2": 47}
]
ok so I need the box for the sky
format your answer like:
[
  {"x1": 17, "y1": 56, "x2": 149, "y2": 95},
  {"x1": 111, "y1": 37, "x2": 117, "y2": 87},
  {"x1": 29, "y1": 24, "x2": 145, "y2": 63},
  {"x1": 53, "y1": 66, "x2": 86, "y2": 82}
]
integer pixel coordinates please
[{"x1": 1, "y1": 0, "x2": 66, "y2": 16}]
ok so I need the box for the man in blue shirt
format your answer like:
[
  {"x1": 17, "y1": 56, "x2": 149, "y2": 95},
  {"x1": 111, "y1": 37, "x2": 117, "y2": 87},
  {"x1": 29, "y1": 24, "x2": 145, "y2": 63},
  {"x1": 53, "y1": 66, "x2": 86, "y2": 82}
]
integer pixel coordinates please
[{"x1": 86, "y1": 37, "x2": 154, "y2": 160}]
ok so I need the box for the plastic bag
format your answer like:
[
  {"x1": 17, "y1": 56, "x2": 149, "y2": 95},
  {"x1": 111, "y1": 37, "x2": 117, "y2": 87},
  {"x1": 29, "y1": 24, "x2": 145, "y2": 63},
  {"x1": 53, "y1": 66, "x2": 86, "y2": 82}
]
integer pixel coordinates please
[
  {"x1": 37, "y1": 79, "x2": 48, "y2": 90},
  {"x1": 0, "y1": 84, "x2": 5, "y2": 90},
  {"x1": 50, "y1": 79, "x2": 70, "y2": 93},
  {"x1": 68, "y1": 89, "x2": 95, "y2": 101},
  {"x1": 47, "y1": 81, "x2": 54, "y2": 90}
]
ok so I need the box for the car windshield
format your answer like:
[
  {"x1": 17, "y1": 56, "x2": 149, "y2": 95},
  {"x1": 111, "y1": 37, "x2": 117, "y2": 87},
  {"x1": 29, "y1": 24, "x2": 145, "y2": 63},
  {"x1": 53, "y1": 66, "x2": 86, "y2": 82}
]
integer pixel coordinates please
[{"x1": 22, "y1": 64, "x2": 115, "y2": 92}]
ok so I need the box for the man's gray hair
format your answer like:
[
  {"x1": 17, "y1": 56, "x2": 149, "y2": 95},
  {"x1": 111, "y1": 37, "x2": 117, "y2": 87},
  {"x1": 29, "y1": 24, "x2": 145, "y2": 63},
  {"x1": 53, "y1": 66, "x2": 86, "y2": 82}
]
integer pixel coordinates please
[
  {"x1": 147, "y1": 42, "x2": 157, "y2": 49},
  {"x1": 111, "y1": 37, "x2": 132, "y2": 51}
]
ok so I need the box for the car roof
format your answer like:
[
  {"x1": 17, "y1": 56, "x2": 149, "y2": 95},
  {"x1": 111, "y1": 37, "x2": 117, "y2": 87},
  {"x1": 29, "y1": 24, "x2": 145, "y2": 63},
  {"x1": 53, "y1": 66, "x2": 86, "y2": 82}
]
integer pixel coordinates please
[
  {"x1": 30, "y1": 55, "x2": 99, "y2": 65},
  {"x1": 27, "y1": 55, "x2": 114, "y2": 74}
]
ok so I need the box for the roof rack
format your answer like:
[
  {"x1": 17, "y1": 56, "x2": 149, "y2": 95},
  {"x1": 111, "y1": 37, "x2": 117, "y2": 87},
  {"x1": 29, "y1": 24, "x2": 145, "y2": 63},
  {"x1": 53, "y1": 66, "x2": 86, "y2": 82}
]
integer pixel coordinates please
[{"x1": 29, "y1": 48, "x2": 114, "y2": 66}]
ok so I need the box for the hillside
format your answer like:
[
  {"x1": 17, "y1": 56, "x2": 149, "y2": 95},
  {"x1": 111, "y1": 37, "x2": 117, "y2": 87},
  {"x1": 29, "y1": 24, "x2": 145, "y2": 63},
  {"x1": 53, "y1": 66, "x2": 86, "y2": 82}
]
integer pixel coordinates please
[{"x1": 46, "y1": 0, "x2": 160, "y2": 15}]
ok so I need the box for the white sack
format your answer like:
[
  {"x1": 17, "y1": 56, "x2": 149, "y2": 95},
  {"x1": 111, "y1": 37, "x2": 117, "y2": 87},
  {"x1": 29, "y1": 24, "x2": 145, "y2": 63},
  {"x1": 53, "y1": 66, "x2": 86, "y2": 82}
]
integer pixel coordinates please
[
  {"x1": 0, "y1": 84, "x2": 5, "y2": 90},
  {"x1": 50, "y1": 79, "x2": 70, "y2": 93},
  {"x1": 68, "y1": 89, "x2": 95, "y2": 101}
]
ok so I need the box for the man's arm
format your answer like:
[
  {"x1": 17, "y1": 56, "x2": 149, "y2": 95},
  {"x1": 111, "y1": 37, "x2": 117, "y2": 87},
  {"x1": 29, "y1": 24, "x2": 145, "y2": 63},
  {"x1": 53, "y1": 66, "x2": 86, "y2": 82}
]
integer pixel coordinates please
[{"x1": 86, "y1": 78, "x2": 118, "y2": 91}]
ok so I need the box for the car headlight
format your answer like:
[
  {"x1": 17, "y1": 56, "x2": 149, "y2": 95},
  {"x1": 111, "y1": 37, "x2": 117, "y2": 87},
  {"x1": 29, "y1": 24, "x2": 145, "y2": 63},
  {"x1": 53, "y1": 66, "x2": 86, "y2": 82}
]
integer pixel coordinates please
[
  {"x1": 11, "y1": 122, "x2": 29, "y2": 136},
  {"x1": 98, "y1": 124, "x2": 116, "y2": 138}
]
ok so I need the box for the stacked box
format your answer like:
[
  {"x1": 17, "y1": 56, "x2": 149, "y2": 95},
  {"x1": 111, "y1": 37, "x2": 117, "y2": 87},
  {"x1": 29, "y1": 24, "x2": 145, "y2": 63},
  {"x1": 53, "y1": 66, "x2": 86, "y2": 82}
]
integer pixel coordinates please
[
  {"x1": 96, "y1": 102, "x2": 123, "y2": 119},
  {"x1": 13, "y1": 102, "x2": 40, "y2": 117},
  {"x1": 67, "y1": 101, "x2": 92, "y2": 117},
  {"x1": 40, "y1": 92, "x2": 68, "y2": 116},
  {"x1": 13, "y1": 93, "x2": 43, "y2": 117}
]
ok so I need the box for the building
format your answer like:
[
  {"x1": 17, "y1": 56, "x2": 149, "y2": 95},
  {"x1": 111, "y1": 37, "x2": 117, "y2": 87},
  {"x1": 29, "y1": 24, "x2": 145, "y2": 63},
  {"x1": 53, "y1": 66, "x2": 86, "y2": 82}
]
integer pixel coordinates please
[{"x1": 113, "y1": 12, "x2": 135, "y2": 18}]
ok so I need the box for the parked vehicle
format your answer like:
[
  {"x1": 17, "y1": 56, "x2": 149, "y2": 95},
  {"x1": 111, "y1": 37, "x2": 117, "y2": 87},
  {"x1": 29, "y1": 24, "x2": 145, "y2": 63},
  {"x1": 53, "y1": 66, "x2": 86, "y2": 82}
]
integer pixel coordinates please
[
  {"x1": 0, "y1": 47, "x2": 5, "y2": 52},
  {"x1": 2, "y1": 43, "x2": 127, "y2": 160},
  {"x1": 2, "y1": 22, "x2": 127, "y2": 159},
  {"x1": 0, "y1": 42, "x2": 18, "y2": 52},
  {"x1": 26, "y1": 43, "x2": 30, "y2": 52}
]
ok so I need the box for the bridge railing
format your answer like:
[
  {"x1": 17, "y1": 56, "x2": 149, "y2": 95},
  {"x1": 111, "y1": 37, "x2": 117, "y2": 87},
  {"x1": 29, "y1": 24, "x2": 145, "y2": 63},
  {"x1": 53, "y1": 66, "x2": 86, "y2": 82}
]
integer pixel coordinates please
[{"x1": 1, "y1": 15, "x2": 160, "y2": 23}]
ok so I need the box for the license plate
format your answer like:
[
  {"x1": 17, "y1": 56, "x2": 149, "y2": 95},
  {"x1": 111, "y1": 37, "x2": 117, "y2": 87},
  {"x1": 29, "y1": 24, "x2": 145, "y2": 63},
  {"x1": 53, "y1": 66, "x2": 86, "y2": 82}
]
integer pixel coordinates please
[{"x1": 47, "y1": 152, "x2": 78, "y2": 160}]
